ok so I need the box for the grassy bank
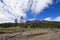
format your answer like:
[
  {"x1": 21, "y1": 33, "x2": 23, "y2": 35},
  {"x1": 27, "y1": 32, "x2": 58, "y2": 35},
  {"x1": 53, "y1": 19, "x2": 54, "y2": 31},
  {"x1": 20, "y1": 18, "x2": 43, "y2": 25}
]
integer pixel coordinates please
[{"x1": 0, "y1": 26, "x2": 58, "y2": 34}]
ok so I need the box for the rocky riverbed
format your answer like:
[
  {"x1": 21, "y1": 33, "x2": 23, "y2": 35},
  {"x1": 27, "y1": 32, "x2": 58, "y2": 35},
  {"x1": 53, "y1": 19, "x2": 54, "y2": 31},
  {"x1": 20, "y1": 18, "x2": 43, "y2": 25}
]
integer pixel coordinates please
[{"x1": 0, "y1": 29, "x2": 60, "y2": 40}]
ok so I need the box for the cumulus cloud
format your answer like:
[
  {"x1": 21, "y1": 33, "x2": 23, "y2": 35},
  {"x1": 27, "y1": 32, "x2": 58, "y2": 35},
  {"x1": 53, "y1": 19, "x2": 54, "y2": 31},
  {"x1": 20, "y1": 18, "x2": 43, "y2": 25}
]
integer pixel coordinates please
[
  {"x1": 0, "y1": 0, "x2": 53, "y2": 23},
  {"x1": 44, "y1": 16, "x2": 60, "y2": 21}
]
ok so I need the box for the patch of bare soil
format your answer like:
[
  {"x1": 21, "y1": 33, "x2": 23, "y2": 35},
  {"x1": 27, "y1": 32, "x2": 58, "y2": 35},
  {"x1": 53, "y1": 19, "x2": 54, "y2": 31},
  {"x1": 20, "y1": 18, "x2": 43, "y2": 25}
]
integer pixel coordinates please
[
  {"x1": 18, "y1": 29, "x2": 60, "y2": 40},
  {"x1": 0, "y1": 32, "x2": 6, "y2": 34},
  {"x1": 29, "y1": 29, "x2": 60, "y2": 40},
  {"x1": 0, "y1": 29, "x2": 60, "y2": 40},
  {"x1": 25, "y1": 32, "x2": 47, "y2": 38}
]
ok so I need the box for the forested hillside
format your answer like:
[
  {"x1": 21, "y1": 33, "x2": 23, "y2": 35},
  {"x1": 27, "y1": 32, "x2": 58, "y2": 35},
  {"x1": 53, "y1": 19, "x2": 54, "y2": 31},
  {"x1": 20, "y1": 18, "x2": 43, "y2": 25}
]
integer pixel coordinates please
[{"x1": 0, "y1": 20, "x2": 60, "y2": 28}]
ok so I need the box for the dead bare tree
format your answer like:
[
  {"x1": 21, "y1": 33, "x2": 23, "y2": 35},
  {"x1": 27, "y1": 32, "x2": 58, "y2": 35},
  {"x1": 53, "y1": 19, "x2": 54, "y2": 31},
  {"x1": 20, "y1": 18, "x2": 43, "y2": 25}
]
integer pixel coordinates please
[{"x1": 15, "y1": 19, "x2": 18, "y2": 27}]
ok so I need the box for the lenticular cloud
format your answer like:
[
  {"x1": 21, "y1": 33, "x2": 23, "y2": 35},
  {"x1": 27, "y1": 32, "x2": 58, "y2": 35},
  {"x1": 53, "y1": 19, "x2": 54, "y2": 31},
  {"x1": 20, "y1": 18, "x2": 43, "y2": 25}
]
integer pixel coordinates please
[{"x1": 0, "y1": 0, "x2": 53, "y2": 23}]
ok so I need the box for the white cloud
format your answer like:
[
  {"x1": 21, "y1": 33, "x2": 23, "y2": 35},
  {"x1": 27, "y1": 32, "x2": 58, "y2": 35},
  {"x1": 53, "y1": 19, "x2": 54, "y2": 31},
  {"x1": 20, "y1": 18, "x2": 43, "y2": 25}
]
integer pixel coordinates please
[
  {"x1": 44, "y1": 17, "x2": 52, "y2": 21},
  {"x1": 0, "y1": 12, "x2": 15, "y2": 23},
  {"x1": 0, "y1": 0, "x2": 29, "y2": 23},
  {"x1": 3, "y1": 0, "x2": 27, "y2": 17},
  {"x1": 29, "y1": 18, "x2": 36, "y2": 21},
  {"x1": 31, "y1": 0, "x2": 53, "y2": 14},
  {"x1": 53, "y1": 16, "x2": 60, "y2": 21},
  {"x1": 44, "y1": 16, "x2": 60, "y2": 21},
  {"x1": 0, "y1": 0, "x2": 53, "y2": 23}
]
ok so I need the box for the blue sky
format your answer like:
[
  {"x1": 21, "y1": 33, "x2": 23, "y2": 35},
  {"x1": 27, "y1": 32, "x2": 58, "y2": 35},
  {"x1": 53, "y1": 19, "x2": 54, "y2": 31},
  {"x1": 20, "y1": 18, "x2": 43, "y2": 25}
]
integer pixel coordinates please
[
  {"x1": 0, "y1": 0, "x2": 60, "y2": 23},
  {"x1": 26, "y1": 0, "x2": 60, "y2": 21}
]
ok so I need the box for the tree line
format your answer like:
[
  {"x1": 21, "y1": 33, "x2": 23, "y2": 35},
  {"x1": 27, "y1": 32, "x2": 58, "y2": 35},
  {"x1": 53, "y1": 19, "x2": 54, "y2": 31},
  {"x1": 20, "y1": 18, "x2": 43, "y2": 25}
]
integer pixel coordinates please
[
  {"x1": 0, "y1": 20, "x2": 60, "y2": 28},
  {"x1": 24, "y1": 20, "x2": 60, "y2": 28}
]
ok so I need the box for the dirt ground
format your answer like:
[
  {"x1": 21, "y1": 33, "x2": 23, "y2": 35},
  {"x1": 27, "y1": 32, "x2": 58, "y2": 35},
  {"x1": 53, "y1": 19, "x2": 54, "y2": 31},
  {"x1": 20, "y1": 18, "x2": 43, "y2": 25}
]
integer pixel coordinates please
[{"x1": 0, "y1": 29, "x2": 60, "y2": 40}]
